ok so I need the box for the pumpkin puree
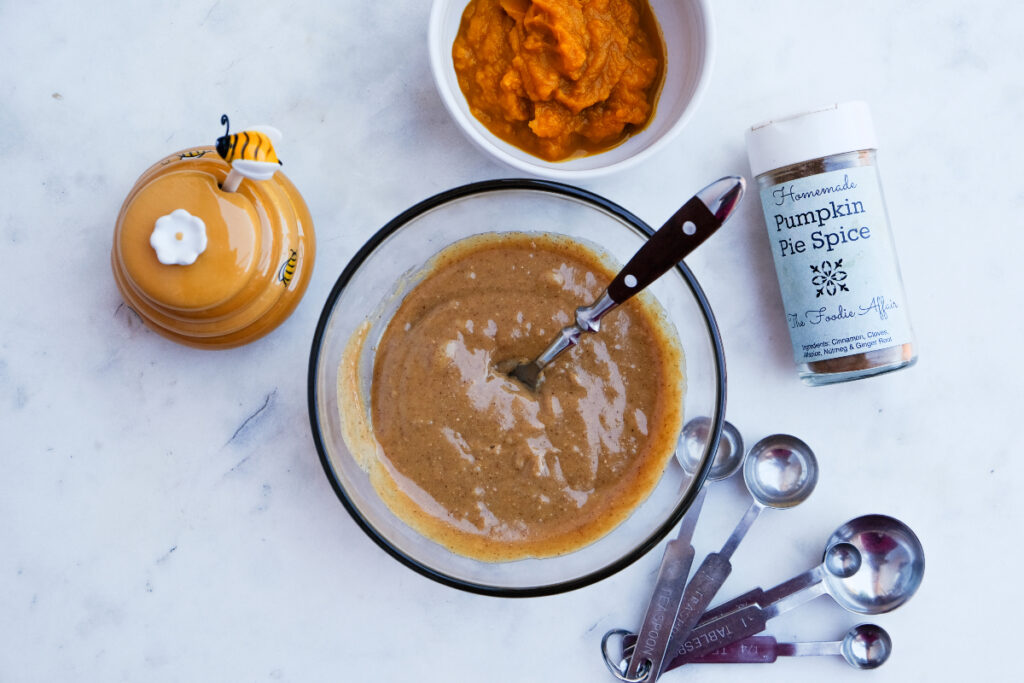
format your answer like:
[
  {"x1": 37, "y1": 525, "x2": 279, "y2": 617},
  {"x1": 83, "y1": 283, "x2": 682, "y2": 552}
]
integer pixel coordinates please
[{"x1": 452, "y1": 0, "x2": 664, "y2": 161}]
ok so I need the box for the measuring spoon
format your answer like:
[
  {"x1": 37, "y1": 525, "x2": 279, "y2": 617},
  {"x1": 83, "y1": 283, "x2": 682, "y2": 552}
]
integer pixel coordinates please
[
  {"x1": 616, "y1": 419, "x2": 744, "y2": 681},
  {"x1": 688, "y1": 623, "x2": 893, "y2": 668},
  {"x1": 654, "y1": 434, "x2": 818, "y2": 677},
  {"x1": 677, "y1": 417, "x2": 744, "y2": 482},
  {"x1": 659, "y1": 514, "x2": 924, "y2": 670}
]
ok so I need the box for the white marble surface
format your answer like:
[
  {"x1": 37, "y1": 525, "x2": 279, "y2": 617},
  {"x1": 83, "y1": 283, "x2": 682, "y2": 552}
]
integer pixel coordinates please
[{"x1": 1, "y1": 1, "x2": 1021, "y2": 681}]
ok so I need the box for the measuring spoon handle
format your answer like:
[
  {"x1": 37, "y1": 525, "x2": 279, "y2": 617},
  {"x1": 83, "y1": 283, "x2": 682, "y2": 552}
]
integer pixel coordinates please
[
  {"x1": 699, "y1": 565, "x2": 824, "y2": 623},
  {"x1": 663, "y1": 552, "x2": 733, "y2": 663},
  {"x1": 624, "y1": 538, "x2": 696, "y2": 678},
  {"x1": 687, "y1": 637, "x2": 844, "y2": 664},
  {"x1": 688, "y1": 636, "x2": 780, "y2": 664},
  {"x1": 662, "y1": 576, "x2": 831, "y2": 672},
  {"x1": 618, "y1": 567, "x2": 823, "y2": 658},
  {"x1": 619, "y1": 587, "x2": 767, "y2": 656},
  {"x1": 619, "y1": 602, "x2": 772, "y2": 668},
  {"x1": 699, "y1": 587, "x2": 767, "y2": 623},
  {"x1": 665, "y1": 603, "x2": 769, "y2": 668}
]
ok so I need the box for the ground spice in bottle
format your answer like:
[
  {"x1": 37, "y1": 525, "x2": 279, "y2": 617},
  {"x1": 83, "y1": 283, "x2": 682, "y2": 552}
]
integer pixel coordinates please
[{"x1": 745, "y1": 102, "x2": 916, "y2": 385}]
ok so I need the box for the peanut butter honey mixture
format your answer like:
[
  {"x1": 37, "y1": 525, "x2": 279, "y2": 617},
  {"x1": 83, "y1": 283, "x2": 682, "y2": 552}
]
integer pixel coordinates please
[{"x1": 352, "y1": 233, "x2": 682, "y2": 560}]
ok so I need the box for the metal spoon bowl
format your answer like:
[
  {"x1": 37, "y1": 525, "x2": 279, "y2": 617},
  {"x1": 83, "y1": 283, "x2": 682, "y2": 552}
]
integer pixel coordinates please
[
  {"x1": 679, "y1": 417, "x2": 744, "y2": 481},
  {"x1": 743, "y1": 434, "x2": 819, "y2": 509},
  {"x1": 824, "y1": 514, "x2": 925, "y2": 614},
  {"x1": 824, "y1": 542, "x2": 862, "y2": 578},
  {"x1": 841, "y1": 623, "x2": 893, "y2": 669}
]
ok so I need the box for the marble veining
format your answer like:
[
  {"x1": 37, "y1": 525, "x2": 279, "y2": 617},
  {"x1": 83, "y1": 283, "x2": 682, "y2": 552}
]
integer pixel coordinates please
[{"x1": 1, "y1": 1, "x2": 1021, "y2": 681}]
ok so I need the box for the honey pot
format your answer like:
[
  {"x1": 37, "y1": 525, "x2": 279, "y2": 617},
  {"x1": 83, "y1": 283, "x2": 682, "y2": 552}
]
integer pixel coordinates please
[{"x1": 111, "y1": 117, "x2": 315, "y2": 348}]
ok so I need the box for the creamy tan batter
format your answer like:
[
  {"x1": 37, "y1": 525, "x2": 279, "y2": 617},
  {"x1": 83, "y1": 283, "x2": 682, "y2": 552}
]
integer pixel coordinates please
[{"x1": 343, "y1": 232, "x2": 683, "y2": 561}]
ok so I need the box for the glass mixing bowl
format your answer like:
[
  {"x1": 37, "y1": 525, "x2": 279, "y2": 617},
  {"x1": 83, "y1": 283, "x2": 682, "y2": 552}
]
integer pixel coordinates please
[{"x1": 308, "y1": 179, "x2": 726, "y2": 596}]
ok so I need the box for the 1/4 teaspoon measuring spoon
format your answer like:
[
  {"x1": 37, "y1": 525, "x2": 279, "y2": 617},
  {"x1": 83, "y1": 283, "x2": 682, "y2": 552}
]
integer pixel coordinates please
[
  {"x1": 689, "y1": 623, "x2": 892, "y2": 669},
  {"x1": 508, "y1": 176, "x2": 745, "y2": 390}
]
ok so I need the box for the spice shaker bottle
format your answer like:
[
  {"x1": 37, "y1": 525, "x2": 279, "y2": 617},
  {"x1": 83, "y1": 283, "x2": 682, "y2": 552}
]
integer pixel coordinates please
[{"x1": 745, "y1": 102, "x2": 916, "y2": 386}]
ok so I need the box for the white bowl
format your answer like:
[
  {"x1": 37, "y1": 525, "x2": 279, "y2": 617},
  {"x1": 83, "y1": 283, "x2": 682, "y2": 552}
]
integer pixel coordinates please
[{"x1": 428, "y1": 0, "x2": 714, "y2": 180}]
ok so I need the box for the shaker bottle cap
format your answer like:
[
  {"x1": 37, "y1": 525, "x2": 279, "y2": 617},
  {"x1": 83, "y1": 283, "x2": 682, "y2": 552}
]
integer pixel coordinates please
[{"x1": 745, "y1": 102, "x2": 878, "y2": 178}]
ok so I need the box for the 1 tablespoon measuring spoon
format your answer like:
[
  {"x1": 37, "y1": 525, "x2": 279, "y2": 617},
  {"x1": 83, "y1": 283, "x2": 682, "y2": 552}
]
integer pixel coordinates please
[
  {"x1": 617, "y1": 420, "x2": 744, "y2": 682},
  {"x1": 689, "y1": 623, "x2": 892, "y2": 669},
  {"x1": 508, "y1": 176, "x2": 745, "y2": 390},
  {"x1": 660, "y1": 514, "x2": 924, "y2": 671},
  {"x1": 656, "y1": 434, "x2": 818, "y2": 677}
]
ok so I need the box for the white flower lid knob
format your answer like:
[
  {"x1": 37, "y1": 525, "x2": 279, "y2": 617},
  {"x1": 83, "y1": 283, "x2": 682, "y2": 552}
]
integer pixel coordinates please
[{"x1": 150, "y1": 208, "x2": 208, "y2": 265}]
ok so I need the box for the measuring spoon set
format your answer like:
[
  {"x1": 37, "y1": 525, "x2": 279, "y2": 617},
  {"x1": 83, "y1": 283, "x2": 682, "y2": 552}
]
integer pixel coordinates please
[{"x1": 602, "y1": 420, "x2": 925, "y2": 681}]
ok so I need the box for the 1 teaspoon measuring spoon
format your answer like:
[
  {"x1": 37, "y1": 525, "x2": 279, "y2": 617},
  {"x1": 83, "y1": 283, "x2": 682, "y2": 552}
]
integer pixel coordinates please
[
  {"x1": 614, "y1": 420, "x2": 745, "y2": 682},
  {"x1": 689, "y1": 623, "x2": 893, "y2": 669}
]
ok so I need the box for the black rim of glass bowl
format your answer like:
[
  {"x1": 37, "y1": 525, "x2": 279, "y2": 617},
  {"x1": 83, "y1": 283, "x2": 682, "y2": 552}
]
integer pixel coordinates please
[{"x1": 307, "y1": 178, "x2": 726, "y2": 597}]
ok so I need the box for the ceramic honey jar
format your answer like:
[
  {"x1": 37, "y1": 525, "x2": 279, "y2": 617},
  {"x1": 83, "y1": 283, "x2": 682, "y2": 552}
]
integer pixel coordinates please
[{"x1": 111, "y1": 117, "x2": 315, "y2": 348}]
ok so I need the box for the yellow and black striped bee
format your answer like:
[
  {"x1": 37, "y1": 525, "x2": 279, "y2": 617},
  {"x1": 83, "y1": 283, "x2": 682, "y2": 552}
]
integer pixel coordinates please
[
  {"x1": 215, "y1": 114, "x2": 283, "y2": 166},
  {"x1": 278, "y1": 248, "x2": 298, "y2": 287},
  {"x1": 179, "y1": 149, "x2": 209, "y2": 160}
]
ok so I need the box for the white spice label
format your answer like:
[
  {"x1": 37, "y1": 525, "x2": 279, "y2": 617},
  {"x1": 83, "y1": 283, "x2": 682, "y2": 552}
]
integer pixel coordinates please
[{"x1": 758, "y1": 165, "x2": 913, "y2": 365}]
